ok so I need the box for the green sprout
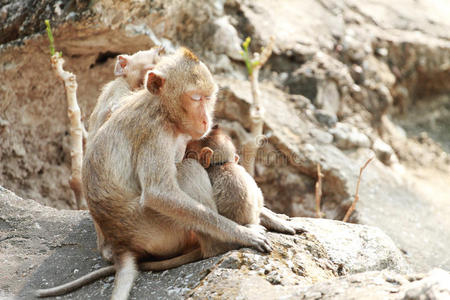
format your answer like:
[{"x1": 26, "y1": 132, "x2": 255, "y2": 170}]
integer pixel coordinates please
[
  {"x1": 45, "y1": 20, "x2": 62, "y2": 57},
  {"x1": 240, "y1": 37, "x2": 260, "y2": 76}
]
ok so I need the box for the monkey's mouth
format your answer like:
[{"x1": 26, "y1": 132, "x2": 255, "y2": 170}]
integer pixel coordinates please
[{"x1": 188, "y1": 124, "x2": 210, "y2": 139}]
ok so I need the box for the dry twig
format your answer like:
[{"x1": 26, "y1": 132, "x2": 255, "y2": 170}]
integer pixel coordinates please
[
  {"x1": 240, "y1": 36, "x2": 275, "y2": 176},
  {"x1": 342, "y1": 157, "x2": 374, "y2": 222},
  {"x1": 46, "y1": 21, "x2": 87, "y2": 210},
  {"x1": 315, "y1": 164, "x2": 324, "y2": 218}
]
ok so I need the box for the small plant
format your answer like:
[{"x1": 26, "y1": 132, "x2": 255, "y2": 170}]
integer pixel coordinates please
[
  {"x1": 45, "y1": 20, "x2": 87, "y2": 210},
  {"x1": 240, "y1": 37, "x2": 261, "y2": 76},
  {"x1": 45, "y1": 20, "x2": 61, "y2": 57},
  {"x1": 239, "y1": 36, "x2": 274, "y2": 176}
]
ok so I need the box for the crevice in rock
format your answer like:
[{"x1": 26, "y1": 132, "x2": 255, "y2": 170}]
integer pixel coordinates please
[
  {"x1": 266, "y1": 53, "x2": 306, "y2": 74},
  {"x1": 90, "y1": 51, "x2": 120, "y2": 69},
  {"x1": 224, "y1": 1, "x2": 255, "y2": 43}
]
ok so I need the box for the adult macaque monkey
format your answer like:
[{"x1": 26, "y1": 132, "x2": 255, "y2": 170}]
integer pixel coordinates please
[
  {"x1": 88, "y1": 46, "x2": 166, "y2": 262},
  {"x1": 186, "y1": 125, "x2": 304, "y2": 234},
  {"x1": 36, "y1": 48, "x2": 271, "y2": 299},
  {"x1": 88, "y1": 46, "x2": 165, "y2": 136}
]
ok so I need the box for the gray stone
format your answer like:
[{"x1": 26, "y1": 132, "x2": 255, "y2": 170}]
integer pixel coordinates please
[
  {"x1": 372, "y1": 138, "x2": 395, "y2": 165},
  {"x1": 291, "y1": 218, "x2": 410, "y2": 274},
  {"x1": 314, "y1": 109, "x2": 338, "y2": 128},
  {"x1": 295, "y1": 269, "x2": 450, "y2": 300},
  {"x1": 316, "y1": 80, "x2": 340, "y2": 116},
  {"x1": 329, "y1": 122, "x2": 371, "y2": 149},
  {"x1": 402, "y1": 268, "x2": 450, "y2": 300},
  {"x1": 309, "y1": 128, "x2": 334, "y2": 144},
  {"x1": 212, "y1": 16, "x2": 243, "y2": 60}
]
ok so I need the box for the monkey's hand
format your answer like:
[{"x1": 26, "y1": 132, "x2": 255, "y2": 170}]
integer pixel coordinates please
[
  {"x1": 286, "y1": 221, "x2": 307, "y2": 234},
  {"x1": 237, "y1": 224, "x2": 272, "y2": 253},
  {"x1": 273, "y1": 212, "x2": 290, "y2": 221},
  {"x1": 260, "y1": 207, "x2": 306, "y2": 235}
]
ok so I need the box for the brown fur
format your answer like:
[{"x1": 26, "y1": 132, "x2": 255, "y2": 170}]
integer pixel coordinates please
[
  {"x1": 87, "y1": 47, "x2": 165, "y2": 263},
  {"x1": 181, "y1": 47, "x2": 199, "y2": 62},
  {"x1": 36, "y1": 48, "x2": 271, "y2": 300},
  {"x1": 186, "y1": 125, "x2": 262, "y2": 226}
]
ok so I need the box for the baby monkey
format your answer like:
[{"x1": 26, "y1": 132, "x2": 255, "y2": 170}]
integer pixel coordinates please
[
  {"x1": 88, "y1": 46, "x2": 165, "y2": 136},
  {"x1": 186, "y1": 125, "x2": 302, "y2": 233}
]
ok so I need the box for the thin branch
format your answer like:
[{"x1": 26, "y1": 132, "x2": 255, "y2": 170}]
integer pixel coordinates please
[
  {"x1": 342, "y1": 157, "x2": 374, "y2": 222},
  {"x1": 256, "y1": 38, "x2": 274, "y2": 68},
  {"x1": 315, "y1": 163, "x2": 324, "y2": 218}
]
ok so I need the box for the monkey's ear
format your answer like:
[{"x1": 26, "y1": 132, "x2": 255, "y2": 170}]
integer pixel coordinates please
[
  {"x1": 145, "y1": 70, "x2": 165, "y2": 95},
  {"x1": 200, "y1": 147, "x2": 213, "y2": 168},
  {"x1": 234, "y1": 154, "x2": 240, "y2": 163},
  {"x1": 114, "y1": 55, "x2": 129, "y2": 76}
]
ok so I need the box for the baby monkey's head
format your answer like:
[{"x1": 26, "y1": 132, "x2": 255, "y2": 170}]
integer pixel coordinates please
[{"x1": 185, "y1": 125, "x2": 239, "y2": 168}]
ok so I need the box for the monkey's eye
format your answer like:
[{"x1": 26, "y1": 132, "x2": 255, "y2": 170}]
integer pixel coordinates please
[
  {"x1": 204, "y1": 96, "x2": 212, "y2": 101},
  {"x1": 190, "y1": 94, "x2": 202, "y2": 101}
]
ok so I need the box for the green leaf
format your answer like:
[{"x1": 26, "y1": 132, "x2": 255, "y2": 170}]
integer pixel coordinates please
[
  {"x1": 240, "y1": 37, "x2": 253, "y2": 76},
  {"x1": 45, "y1": 20, "x2": 56, "y2": 56},
  {"x1": 242, "y1": 37, "x2": 251, "y2": 51}
]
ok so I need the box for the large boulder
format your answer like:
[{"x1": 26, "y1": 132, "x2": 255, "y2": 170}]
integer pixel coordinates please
[{"x1": 1, "y1": 187, "x2": 412, "y2": 299}]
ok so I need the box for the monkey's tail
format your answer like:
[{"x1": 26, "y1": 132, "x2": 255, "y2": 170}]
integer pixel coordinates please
[
  {"x1": 34, "y1": 249, "x2": 202, "y2": 298},
  {"x1": 140, "y1": 248, "x2": 202, "y2": 271},
  {"x1": 111, "y1": 252, "x2": 138, "y2": 300},
  {"x1": 35, "y1": 265, "x2": 115, "y2": 298}
]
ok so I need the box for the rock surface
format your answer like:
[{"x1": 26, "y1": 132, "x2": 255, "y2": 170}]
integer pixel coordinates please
[
  {"x1": 0, "y1": 0, "x2": 449, "y2": 278},
  {"x1": 1, "y1": 187, "x2": 413, "y2": 299},
  {"x1": 295, "y1": 268, "x2": 450, "y2": 300}
]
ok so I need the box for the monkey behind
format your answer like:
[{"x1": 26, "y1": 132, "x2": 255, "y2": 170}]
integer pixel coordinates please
[{"x1": 88, "y1": 47, "x2": 165, "y2": 137}]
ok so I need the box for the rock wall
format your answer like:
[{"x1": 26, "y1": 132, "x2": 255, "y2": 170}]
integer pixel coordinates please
[{"x1": 1, "y1": 0, "x2": 449, "y2": 273}]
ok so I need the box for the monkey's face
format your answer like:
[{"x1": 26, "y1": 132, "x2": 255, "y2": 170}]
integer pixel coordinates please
[
  {"x1": 180, "y1": 90, "x2": 216, "y2": 140},
  {"x1": 145, "y1": 48, "x2": 218, "y2": 139},
  {"x1": 178, "y1": 60, "x2": 218, "y2": 140}
]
